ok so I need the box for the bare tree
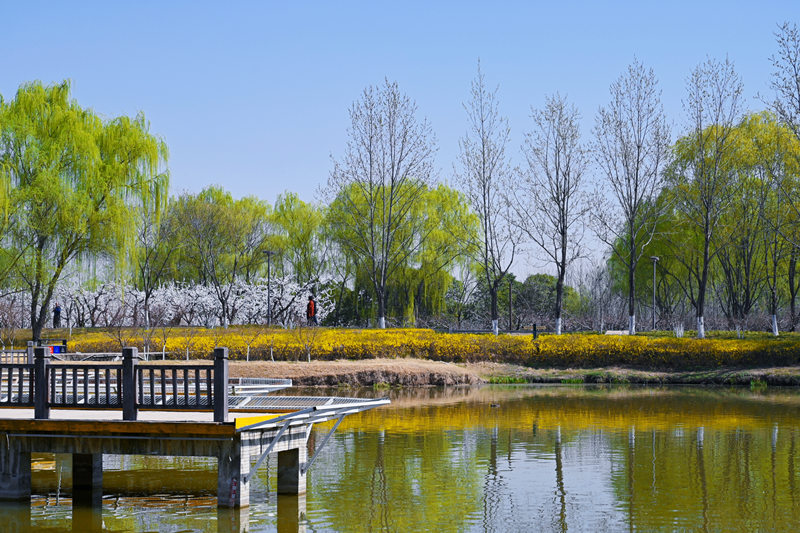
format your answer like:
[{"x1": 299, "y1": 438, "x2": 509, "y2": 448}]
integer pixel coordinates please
[
  {"x1": 328, "y1": 79, "x2": 436, "y2": 329},
  {"x1": 669, "y1": 58, "x2": 742, "y2": 338},
  {"x1": 513, "y1": 94, "x2": 589, "y2": 334},
  {"x1": 770, "y1": 21, "x2": 800, "y2": 140},
  {"x1": 593, "y1": 59, "x2": 670, "y2": 334},
  {"x1": 769, "y1": 21, "x2": 800, "y2": 331},
  {"x1": 455, "y1": 64, "x2": 519, "y2": 335}
]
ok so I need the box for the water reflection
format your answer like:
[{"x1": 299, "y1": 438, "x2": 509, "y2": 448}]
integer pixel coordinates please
[{"x1": 16, "y1": 385, "x2": 800, "y2": 531}]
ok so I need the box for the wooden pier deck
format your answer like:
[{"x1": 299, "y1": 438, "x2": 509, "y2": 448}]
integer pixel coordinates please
[{"x1": 0, "y1": 345, "x2": 388, "y2": 531}]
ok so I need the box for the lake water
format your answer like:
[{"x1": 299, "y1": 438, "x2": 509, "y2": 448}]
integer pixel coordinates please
[{"x1": 3, "y1": 385, "x2": 800, "y2": 532}]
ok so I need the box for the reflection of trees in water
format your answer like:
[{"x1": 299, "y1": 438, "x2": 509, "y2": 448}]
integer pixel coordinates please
[
  {"x1": 367, "y1": 429, "x2": 390, "y2": 531},
  {"x1": 696, "y1": 427, "x2": 708, "y2": 532},
  {"x1": 554, "y1": 427, "x2": 567, "y2": 533},
  {"x1": 790, "y1": 431, "x2": 797, "y2": 512},
  {"x1": 312, "y1": 386, "x2": 800, "y2": 531},
  {"x1": 607, "y1": 422, "x2": 800, "y2": 530},
  {"x1": 311, "y1": 428, "x2": 484, "y2": 531},
  {"x1": 627, "y1": 427, "x2": 634, "y2": 533}
]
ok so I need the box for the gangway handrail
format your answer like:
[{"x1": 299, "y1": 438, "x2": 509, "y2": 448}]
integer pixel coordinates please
[{"x1": 237, "y1": 396, "x2": 390, "y2": 482}]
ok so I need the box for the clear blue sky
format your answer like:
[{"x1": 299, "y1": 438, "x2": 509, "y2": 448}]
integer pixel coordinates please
[{"x1": 1, "y1": 1, "x2": 796, "y2": 204}]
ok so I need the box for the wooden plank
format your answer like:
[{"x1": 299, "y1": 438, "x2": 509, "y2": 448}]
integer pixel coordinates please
[
  {"x1": 0, "y1": 418, "x2": 236, "y2": 437},
  {"x1": 183, "y1": 367, "x2": 189, "y2": 407},
  {"x1": 148, "y1": 367, "x2": 155, "y2": 406},
  {"x1": 171, "y1": 369, "x2": 178, "y2": 407},
  {"x1": 159, "y1": 368, "x2": 166, "y2": 406}
]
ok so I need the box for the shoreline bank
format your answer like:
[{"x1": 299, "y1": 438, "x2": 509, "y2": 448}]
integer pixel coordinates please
[{"x1": 225, "y1": 359, "x2": 800, "y2": 387}]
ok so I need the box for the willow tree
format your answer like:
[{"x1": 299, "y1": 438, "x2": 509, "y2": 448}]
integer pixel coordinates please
[
  {"x1": 741, "y1": 113, "x2": 800, "y2": 335},
  {"x1": 272, "y1": 192, "x2": 327, "y2": 286},
  {"x1": 0, "y1": 81, "x2": 168, "y2": 340},
  {"x1": 170, "y1": 187, "x2": 271, "y2": 326},
  {"x1": 327, "y1": 80, "x2": 436, "y2": 329}
]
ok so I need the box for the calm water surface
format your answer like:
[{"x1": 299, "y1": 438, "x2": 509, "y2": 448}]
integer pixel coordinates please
[{"x1": 4, "y1": 384, "x2": 800, "y2": 532}]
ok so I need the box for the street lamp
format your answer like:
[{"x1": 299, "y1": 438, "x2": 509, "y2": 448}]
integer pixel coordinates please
[
  {"x1": 263, "y1": 250, "x2": 277, "y2": 327},
  {"x1": 650, "y1": 256, "x2": 660, "y2": 330}
]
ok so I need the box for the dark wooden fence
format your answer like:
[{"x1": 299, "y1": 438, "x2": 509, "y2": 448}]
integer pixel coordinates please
[{"x1": 7, "y1": 346, "x2": 230, "y2": 422}]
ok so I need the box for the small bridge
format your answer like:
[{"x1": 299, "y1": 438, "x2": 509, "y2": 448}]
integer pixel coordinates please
[{"x1": 0, "y1": 345, "x2": 388, "y2": 530}]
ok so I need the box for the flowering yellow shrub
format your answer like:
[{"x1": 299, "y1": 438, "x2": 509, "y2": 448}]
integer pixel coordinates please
[{"x1": 66, "y1": 327, "x2": 800, "y2": 369}]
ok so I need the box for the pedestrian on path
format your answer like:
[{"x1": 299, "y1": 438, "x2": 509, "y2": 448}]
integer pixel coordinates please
[{"x1": 306, "y1": 295, "x2": 318, "y2": 325}]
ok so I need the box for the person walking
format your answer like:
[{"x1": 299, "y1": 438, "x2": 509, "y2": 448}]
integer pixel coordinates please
[
  {"x1": 53, "y1": 303, "x2": 62, "y2": 328},
  {"x1": 306, "y1": 295, "x2": 318, "y2": 326}
]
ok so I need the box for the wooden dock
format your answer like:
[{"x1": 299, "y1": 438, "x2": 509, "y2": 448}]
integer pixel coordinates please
[{"x1": 0, "y1": 345, "x2": 388, "y2": 531}]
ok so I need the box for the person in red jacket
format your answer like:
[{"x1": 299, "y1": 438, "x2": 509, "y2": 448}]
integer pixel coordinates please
[{"x1": 306, "y1": 295, "x2": 318, "y2": 325}]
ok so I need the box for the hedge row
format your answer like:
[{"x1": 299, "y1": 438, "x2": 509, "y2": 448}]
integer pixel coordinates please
[{"x1": 64, "y1": 327, "x2": 800, "y2": 370}]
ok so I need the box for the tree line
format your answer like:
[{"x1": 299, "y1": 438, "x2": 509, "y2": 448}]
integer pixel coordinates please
[{"x1": 1, "y1": 22, "x2": 800, "y2": 339}]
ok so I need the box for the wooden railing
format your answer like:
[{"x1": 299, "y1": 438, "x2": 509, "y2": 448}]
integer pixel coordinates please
[
  {"x1": 0, "y1": 365, "x2": 34, "y2": 406},
  {"x1": 48, "y1": 364, "x2": 123, "y2": 408},
  {"x1": 2, "y1": 346, "x2": 230, "y2": 422},
  {"x1": 137, "y1": 365, "x2": 214, "y2": 408}
]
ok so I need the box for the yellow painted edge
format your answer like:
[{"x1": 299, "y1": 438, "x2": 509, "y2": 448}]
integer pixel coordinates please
[{"x1": 234, "y1": 411, "x2": 293, "y2": 430}]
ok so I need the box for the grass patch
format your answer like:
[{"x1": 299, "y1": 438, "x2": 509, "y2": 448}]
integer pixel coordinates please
[{"x1": 487, "y1": 376, "x2": 528, "y2": 384}]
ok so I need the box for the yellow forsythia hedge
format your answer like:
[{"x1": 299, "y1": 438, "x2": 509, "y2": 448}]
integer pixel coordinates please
[{"x1": 65, "y1": 327, "x2": 800, "y2": 369}]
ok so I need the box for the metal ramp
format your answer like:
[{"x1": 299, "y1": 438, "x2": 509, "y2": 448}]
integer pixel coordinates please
[{"x1": 233, "y1": 394, "x2": 390, "y2": 482}]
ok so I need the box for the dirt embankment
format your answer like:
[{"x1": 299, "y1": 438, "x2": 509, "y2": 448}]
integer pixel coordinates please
[
  {"x1": 229, "y1": 359, "x2": 483, "y2": 387},
  {"x1": 228, "y1": 359, "x2": 800, "y2": 387},
  {"x1": 466, "y1": 362, "x2": 800, "y2": 386}
]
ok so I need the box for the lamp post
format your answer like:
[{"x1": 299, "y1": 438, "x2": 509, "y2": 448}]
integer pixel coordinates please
[
  {"x1": 650, "y1": 256, "x2": 659, "y2": 330},
  {"x1": 263, "y1": 250, "x2": 276, "y2": 327}
]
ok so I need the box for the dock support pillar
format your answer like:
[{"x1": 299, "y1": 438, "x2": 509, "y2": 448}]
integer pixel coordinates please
[
  {"x1": 277, "y1": 494, "x2": 307, "y2": 533},
  {"x1": 218, "y1": 439, "x2": 249, "y2": 508},
  {"x1": 72, "y1": 453, "x2": 103, "y2": 508},
  {"x1": 122, "y1": 347, "x2": 138, "y2": 421},
  {"x1": 34, "y1": 347, "x2": 50, "y2": 420},
  {"x1": 217, "y1": 507, "x2": 250, "y2": 533},
  {"x1": 214, "y1": 347, "x2": 229, "y2": 423},
  {"x1": 0, "y1": 502, "x2": 30, "y2": 531},
  {"x1": 0, "y1": 440, "x2": 30, "y2": 501},
  {"x1": 277, "y1": 447, "x2": 307, "y2": 495}
]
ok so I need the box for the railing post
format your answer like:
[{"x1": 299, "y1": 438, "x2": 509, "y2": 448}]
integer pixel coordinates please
[
  {"x1": 122, "y1": 347, "x2": 138, "y2": 421},
  {"x1": 34, "y1": 347, "x2": 50, "y2": 420},
  {"x1": 26, "y1": 341, "x2": 34, "y2": 364},
  {"x1": 214, "y1": 347, "x2": 229, "y2": 423}
]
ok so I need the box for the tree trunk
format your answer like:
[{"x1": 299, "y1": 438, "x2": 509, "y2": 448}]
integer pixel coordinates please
[
  {"x1": 696, "y1": 231, "x2": 710, "y2": 339},
  {"x1": 377, "y1": 288, "x2": 386, "y2": 329},
  {"x1": 490, "y1": 287, "x2": 499, "y2": 335},
  {"x1": 696, "y1": 316, "x2": 705, "y2": 339},
  {"x1": 555, "y1": 273, "x2": 564, "y2": 335},
  {"x1": 789, "y1": 250, "x2": 798, "y2": 332},
  {"x1": 628, "y1": 261, "x2": 636, "y2": 335}
]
